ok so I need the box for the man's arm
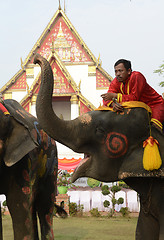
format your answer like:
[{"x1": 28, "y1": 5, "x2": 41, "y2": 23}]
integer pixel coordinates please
[
  {"x1": 101, "y1": 78, "x2": 120, "y2": 106},
  {"x1": 117, "y1": 72, "x2": 146, "y2": 103}
]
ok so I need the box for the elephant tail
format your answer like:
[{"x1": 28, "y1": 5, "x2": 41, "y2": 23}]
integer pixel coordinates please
[{"x1": 54, "y1": 203, "x2": 67, "y2": 219}]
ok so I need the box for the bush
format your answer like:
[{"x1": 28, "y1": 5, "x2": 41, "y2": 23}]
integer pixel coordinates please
[
  {"x1": 120, "y1": 207, "x2": 130, "y2": 217},
  {"x1": 89, "y1": 208, "x2": 101, "y2": 217},
  {"x1": 103, "y1": 200, "x2": 110, "y2": 208},
  {"x1": 77, "y1": 204, "x2": 84, "y2": 217},
  {"x1": 117, "y1": 197, "x2": 124, "y2": 205},
  {"x1": 2, "y1": 201, "x2": 6, "y2": 207},
  {"x1": 69, "y1": 202, "x2": 77, "y2": 216},
  {"x1": 118, "y1": 181, "x2": 130, "y2": 189},
  {"x1": 111, "y1": 185, "x2": 121, "y2": 193},
  {"x1": 101, "y1": 185, "x2": 110, "y2": 195}
]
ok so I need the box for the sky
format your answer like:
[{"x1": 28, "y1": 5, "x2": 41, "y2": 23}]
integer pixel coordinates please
[{"x1": 0, "y1": 0, "x2": 164, "y2": 94}]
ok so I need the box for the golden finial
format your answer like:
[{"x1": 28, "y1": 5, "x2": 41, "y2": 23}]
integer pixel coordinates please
[
  {"x1": 57, "y1": 22, "x2": 65, "y2": 39},
  {"x1": 27, "y1": 83, "x2": 30, "y2": 93},
  {"x1": 97, "y1": 53, "x2": 102, "y2": 67},
  {"x1": 78, "y1": 80, "x2": 81, "y2": 91},
  {"x1": 64, "y1": 0, "x2": 66, "y2": 12},
  {"x1": 20, "y1": 57, "x2": 23, "y2": 69},
  {"x1": 59, "y1": 0, "x2": 61, "y2": 10}
]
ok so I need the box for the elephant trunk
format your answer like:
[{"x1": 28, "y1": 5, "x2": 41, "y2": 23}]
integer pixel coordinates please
[{"x1": 34, "y1": 54, "x2": 82, "y2": 151}]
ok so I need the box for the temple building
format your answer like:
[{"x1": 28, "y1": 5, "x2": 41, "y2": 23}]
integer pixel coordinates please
[{"x1": 0, "y1": 6, "x2": 113, "y2": 174}]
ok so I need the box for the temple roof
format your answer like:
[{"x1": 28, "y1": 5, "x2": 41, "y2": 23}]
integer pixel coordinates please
[{"x1": 0, "y1": 7, "x2": 112, "y2": 112}]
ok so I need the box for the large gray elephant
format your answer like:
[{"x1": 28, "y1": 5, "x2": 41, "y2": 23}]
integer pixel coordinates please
[
  {"x1": 34, "y1": 53, "x2": 164, "y2": 240},
  {"x1": 0, "y1": 98, "x2": 60, "y2": 240}
]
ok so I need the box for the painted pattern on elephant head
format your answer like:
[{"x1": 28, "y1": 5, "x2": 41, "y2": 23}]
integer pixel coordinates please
[{"x1": 104, "y1": 132, "x2": 128, "y2": 158}]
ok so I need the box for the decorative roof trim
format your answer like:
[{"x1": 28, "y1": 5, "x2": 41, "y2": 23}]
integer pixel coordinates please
[
  {"x1": 0, "y1": 68, "x2": 25, "y2": 94},
  {"x1": 78, "y1": 92, "x2": 96, "y2": 111}
]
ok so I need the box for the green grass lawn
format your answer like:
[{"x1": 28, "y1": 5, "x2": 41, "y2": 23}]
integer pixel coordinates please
[
  {"x1": 53, "y1": 217, "x2": 137, "y2": 240},
  {"x1": 2, "y1": 215, "x2": 138, "y2": 240}
]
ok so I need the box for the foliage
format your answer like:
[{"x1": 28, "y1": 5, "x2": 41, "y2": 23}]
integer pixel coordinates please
[
  {"x1": 77, "y1": 204, "x2": 84, "y2": 217},
  {"x1": 101, "y1": 185, "x2": 124, "y2": 217},
  {"x1": 89, "y1": 208, "x2": 101, "y2": 217},
  {"x1": 87, "y1": 178, "x2": 100, "y2": 188},
  {"x1": 57, "y1": 171, "x2": 75, "y2": 188},
  {"x1": 69, "y1": 202, "x2": 84, "y2": 217},
  {"x1": 69, "y1": 202, "x2": 77, "y2": 216},
  {"x1": 120, "y1": 207, "x2": 130, "y2": 217},
  {"x1": 1, "y1": 200, "x2": 7, "y2": 216},
  {"x1": 103, "y1": 200, "x2": 110, "y2": 208},
  {"x1": 154, "y1": 62, "x2": 164, "y2": 87},
  {"x1": 118, "y1": 180, "x2": 130, "y2": 189},
  {"x1": 101, "y1": 185, "x2": 110, "y2": 195},
  {"x1": 2, "y1": 200, "x2": 7, "y2": 207}
]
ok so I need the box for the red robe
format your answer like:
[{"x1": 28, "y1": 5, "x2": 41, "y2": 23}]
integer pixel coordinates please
[
  {"x1": 103, "y1": 71, "x2": 164, "y2": 129},
  {"x1": 0, "y1": 103, "x2": 9, "y2": 115}
]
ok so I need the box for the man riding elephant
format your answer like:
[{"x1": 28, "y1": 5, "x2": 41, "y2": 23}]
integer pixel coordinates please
[
  {"x1": 34, "y1": 54, "x2": 164, "y2": 240},
  {"x1": 101, "y1": 59, "x2": 164, "y2": 132}
]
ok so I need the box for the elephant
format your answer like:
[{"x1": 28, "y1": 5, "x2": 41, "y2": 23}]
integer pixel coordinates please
[
  {"x1": 0, "y1": 98, "x2": 60, "y2": 240},
  {"x1": 34, "y1": 53, "x2": 164, "y2": 240}
]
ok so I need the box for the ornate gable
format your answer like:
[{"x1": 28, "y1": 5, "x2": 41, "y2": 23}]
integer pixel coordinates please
[
  {"x1": 35, "y1": 17, "x2": 92, "y2": 64},
  {"x1": 10, "y1": 72, "x2": 26, "y2": 90},
  {"x1": 51, "y1": 59, "x2": 75, "y2": 94},
  {"x1": 96, "y1": 69, "x2": 110, "y2": 89}
]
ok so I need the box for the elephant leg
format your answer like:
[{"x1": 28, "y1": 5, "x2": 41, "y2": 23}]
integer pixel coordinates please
[
  {"x1": 159, "y1": 189, "x2": 164, "y2": 240},
  {"x1": 0, "y1": 205, "x2": 3, "y2": 240},
  {"x1": 6, "y1": 182, "x2": 39, "y2": 240},
  {"x1": 36, "y1": 177, "x2": 55, "y2": 240},
  {"x1": 136, "y1": 206, "x2": 159, "y2": 240}
]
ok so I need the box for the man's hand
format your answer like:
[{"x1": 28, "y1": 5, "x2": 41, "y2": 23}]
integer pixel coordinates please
[
  {"x1": 112, "y1": 102, "x2": 124, "y2": 112},
  {"x1": 101, "y1": 92, "x2": 117, "y2": 101}
]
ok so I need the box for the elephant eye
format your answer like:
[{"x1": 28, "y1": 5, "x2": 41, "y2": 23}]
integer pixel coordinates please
[{"x1": 96, "y1": 127, "x2": 105, "y2": 138}]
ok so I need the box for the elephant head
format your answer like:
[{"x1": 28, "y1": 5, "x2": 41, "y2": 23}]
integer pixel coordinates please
[
  {"x1": 0, "y1": 99, "x2": 37, "y2": 167},
  {"x1": 34, "y1": 54, "x2": 164, "y2": 183}
]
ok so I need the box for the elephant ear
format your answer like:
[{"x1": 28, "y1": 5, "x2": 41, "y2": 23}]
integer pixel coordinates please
[
  {"x1": 4, "y1": 117, "x2": 37, "y2": 167},
  {"x1": 118, "y1": 141, "x2": 164, "y2": 179}
]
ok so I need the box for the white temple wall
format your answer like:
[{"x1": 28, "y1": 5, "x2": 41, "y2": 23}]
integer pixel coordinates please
[
  {"x1": 12, "y1": 91, "x2": 27, "y2": 103},
  {"x1": 66, "y1": 65, "x2": 98, "y2": 107},
  {"x1": 34, "y1": 66, "x2": 41, "y2": 80},
  {"x1": 68, "y1": 189, "x2": 140, "y2": 213},
  {"x1": 127, "y1": 190, "x2": 140, "y2": 212},
  {"x1": 95, "y1": 89, "x2": 109, "y2": 107},
  {"x1": 115, "y1": 190, "x2": 126, "y2": 211},
  {"x1": 66, "y1": 65, "x2": 109, "y2": 108},
  {"x1": 71, "y1": 102, "x2": 79, "y2": 119},
  {"x1": 66, "y1": 65, "x2": 88, "y2": 86},
  {"x1": 31, "y1": 103, "x2": 36, "y2": 117},
  {"x1": 52, "y1": 101, "x2": 71, "y2": 120}
]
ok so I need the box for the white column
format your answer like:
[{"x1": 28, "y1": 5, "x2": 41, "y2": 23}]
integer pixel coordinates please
[
  {"x1": 30, "y1": 95, "x2": 37, "y2": 117},
  {"x1": 70, "y1": 94, "x2": 79, "y2": 120}
]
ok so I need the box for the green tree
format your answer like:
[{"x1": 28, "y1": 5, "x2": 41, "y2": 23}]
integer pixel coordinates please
[
  {"x1": 101, "y1": 185, "x2": 124, "y2": 217},
  {"x1": 154, "y1": 62, "x2": 164, "y2": 87}
]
